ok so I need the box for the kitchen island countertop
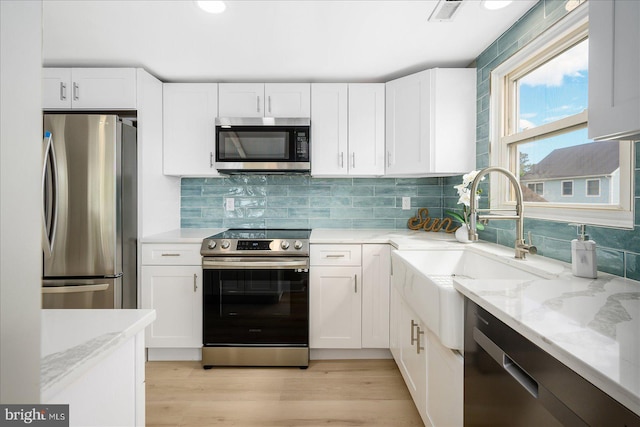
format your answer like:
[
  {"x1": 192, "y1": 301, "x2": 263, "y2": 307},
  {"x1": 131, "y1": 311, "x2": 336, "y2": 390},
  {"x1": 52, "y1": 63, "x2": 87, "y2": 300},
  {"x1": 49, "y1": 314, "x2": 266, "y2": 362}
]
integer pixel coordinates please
[{"x1": 41, "y1": 309, "x2": 156, "y2": 401}]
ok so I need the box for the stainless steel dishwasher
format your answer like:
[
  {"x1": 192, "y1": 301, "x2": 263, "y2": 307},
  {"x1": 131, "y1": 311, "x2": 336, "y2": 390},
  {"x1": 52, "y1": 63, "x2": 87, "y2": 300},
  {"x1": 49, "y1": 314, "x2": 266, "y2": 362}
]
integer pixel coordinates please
[{"x1": 464, "y1": 298, "x2": 640, "y2": 426}]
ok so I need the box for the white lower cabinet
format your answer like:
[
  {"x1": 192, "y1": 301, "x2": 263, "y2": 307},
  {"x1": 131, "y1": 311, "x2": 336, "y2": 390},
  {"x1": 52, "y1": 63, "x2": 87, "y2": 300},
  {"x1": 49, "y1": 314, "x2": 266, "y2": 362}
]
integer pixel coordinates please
[
  {"x1": 141, "y1": 244, "x2": 202, "y2": 351},
  {"x1": 396, "y1": 290, "x2": 429, "y2": 424},
  {"x1": 310, "y1": 265, "x2": 362, "y2": 348},
  {"x1": 427, "y1": 329, "x2": 463, "y2": 427},
  {"x1": 310, "y1": 244, "x2": 390, "y2": 349},
  {"x1": 390, "y1": 253, "x2": 463, "y2": 427}
]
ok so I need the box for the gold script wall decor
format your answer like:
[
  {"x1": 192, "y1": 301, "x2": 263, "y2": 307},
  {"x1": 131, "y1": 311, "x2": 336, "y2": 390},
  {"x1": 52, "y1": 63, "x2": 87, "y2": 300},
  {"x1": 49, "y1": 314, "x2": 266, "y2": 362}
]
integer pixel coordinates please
[{"x1": 408, "y1": 208, "x2": 459, "y2": 233}]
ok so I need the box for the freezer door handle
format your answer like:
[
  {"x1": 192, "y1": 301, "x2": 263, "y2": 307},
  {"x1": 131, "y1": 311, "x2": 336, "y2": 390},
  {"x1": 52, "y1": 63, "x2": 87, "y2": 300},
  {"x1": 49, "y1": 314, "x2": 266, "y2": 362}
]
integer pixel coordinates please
[
  {"x1": 42, "y1": 283, "x2": 109, "y2": 294},
  {"x1": 42, "y1": 132, "x2": 59, "y2": 257}
]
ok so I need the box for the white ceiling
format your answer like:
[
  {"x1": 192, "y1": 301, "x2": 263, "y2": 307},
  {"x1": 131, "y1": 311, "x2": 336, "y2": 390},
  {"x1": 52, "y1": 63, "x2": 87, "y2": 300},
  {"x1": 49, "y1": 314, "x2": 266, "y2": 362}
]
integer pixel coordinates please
[{"x1": 42, "y1": 0, "x2": 537, "y2": 83}]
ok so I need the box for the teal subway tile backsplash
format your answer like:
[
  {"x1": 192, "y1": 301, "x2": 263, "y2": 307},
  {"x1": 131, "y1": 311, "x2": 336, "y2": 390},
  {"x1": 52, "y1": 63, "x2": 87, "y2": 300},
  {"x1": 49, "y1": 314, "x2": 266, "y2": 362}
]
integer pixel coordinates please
[{"x1": 181, "y1": 176, "x2": 444, "y2": 230}]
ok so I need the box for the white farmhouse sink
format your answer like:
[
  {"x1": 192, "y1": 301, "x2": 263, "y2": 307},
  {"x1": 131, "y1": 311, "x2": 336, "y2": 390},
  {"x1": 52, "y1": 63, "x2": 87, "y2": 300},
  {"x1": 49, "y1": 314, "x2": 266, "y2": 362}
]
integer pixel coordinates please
[{"x1": 391, "y1": 248, "x2": 553, "y2": 351}]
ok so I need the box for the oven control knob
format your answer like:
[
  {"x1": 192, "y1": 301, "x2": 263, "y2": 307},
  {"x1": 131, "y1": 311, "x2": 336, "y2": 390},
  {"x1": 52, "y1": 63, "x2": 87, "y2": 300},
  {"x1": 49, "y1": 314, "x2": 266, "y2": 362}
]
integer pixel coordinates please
[
  {"x1": 207, "y1": 240, "x2": 216, "y2": 250},
  {"x1": 221, "y1": 240, "x2": 231, "y2": 249},
  {"x1": 280, "y1": 240, "x2": 290, "y2": 250},
  {"x1": 294, "y1": 240, "x2": 304, "y2": 250}
]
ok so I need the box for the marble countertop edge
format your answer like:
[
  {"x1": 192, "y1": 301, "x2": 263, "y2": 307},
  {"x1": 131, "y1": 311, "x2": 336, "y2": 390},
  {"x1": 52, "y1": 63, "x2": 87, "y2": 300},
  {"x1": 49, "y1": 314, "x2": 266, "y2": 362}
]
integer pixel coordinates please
[{"x1": 41, "y1": 309, "x2": 156, "y2": 401}]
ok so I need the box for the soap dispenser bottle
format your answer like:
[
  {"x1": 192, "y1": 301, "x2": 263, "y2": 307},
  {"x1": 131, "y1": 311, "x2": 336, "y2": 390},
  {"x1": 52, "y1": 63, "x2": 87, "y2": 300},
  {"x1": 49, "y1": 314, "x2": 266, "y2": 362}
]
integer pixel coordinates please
[{"x1": 570, "y1": 224, "x2": 597, "y2": 279}]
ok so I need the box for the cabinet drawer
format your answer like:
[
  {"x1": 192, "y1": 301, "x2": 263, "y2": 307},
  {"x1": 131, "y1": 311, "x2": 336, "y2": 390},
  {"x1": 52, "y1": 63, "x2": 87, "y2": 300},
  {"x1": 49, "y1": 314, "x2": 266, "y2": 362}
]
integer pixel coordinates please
[
  {"x1": 141, "y1": 244, "x2": 202, "y2": 266},
  {"x1": 310, "y1": 245, "x2": 362, "y2": 266}
]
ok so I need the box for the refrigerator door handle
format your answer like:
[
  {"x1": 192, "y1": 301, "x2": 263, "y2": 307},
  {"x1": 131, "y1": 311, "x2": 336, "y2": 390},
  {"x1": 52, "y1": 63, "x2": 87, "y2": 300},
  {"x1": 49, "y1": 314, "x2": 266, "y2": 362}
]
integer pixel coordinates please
[
  {"x1": 41, "y1": 132, "x2": 59, "y2": 257},
  {"x1": 42, "y1": 283, "x2": 109, "y2": 294}
]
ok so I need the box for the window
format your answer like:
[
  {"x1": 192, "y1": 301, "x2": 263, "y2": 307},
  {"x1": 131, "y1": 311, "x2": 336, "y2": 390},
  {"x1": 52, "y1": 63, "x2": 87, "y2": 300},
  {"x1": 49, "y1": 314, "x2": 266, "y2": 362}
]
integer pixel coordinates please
[
  {"x1": 527, "y1": 182, "x2": 544, "y2": 195},
  {"x1": 586, "y1": 179, "x2": 600, "y2": 197},
  {"x1": 489, "y1": 3, "x2": 634, "y2": 228}
]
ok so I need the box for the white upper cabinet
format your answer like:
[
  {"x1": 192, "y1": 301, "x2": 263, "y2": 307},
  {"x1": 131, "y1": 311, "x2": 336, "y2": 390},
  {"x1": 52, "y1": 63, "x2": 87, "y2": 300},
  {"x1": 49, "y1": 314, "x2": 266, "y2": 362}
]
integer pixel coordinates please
[
  {"x1": 162, "y1": 83, "x2": 220, "y2": 177},
  {"x1": 588, "y1": 0, "x2": 640, "y2": 141},
  {"x1": 311, "y1": 83, "x2": 385, "y2": 177},
  {"x1": 218, "y1": 83, "x2": 310, "y2": 118},
  {"x1": 43, "y1": 68, "x2": 137, "y2": 110},
  {"x1": 385, "y1": 68, "x2": 476, "y2": 176},
  {"x1": 265, "y1": 83, "x2": 311, "y2": 117},
  {"x1": 311, "y1": 83, "x2": 349, "y2": 175}
]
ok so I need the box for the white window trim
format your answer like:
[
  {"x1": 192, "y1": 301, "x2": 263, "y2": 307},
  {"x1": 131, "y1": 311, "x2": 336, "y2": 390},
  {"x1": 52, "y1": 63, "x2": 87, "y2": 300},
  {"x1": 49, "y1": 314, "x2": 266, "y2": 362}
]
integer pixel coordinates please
[
  {"x1": 561, "y1": 180, "x2": 574, "y2": 197},
  {"x1": 489, "y1": 2, "x2": 634, "y2": 229},
  {"x1": 586, "y1": 178, "x2": 601, "y2": 197}
]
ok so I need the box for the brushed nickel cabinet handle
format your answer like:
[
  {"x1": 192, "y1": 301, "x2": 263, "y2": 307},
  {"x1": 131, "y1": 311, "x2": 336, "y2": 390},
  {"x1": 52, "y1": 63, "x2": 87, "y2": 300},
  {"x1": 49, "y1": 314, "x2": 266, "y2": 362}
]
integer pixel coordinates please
[
  {"x1": 193, "y1": 273, "x2": 198, "y2": 292},
  {"x1": 60, "y1": 82, "x2": 67, "y2": 101},
  {"x1": 73, "y1": 82, "x2": 79, "y2": 101},
  {"x1": 161, "y1": 253, "x2": 181, "y2": 257},
  {"x1": 416, "y1": 326, "x2": 425, "y2": 354}
]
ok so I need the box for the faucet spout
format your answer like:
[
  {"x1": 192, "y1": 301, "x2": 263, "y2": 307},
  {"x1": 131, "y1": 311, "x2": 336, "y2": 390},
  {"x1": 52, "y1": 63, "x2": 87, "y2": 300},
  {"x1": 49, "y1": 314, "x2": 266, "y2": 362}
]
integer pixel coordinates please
[{"x1": 468, "y1": 167, "x2": 535, "y2": 259}]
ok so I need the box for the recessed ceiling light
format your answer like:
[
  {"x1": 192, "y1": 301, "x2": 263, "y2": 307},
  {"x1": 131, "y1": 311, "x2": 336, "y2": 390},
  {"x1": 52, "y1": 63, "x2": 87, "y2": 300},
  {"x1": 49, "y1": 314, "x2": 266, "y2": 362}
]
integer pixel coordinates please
[
  {"x1": 196, "y1": 1, "x2": 226, "y2": 14},
  {"x1": 482, "y1": 0, "x2": 513, "y2": 10}
]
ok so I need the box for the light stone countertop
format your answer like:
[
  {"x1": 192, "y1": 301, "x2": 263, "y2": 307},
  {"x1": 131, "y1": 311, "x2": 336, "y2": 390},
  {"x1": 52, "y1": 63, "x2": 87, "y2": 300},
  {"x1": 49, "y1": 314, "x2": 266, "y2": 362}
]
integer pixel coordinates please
[
  {"x1": 41, "y1": 309, "x2": 156, "y2": 401},
  {"x1": 141, "y1": 228, "x2": 225, "y2": 244}
]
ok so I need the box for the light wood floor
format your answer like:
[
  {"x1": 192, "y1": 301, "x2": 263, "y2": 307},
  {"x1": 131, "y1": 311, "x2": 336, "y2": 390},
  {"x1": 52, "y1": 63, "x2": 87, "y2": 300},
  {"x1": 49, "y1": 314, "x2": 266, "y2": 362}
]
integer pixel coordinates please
[{"x1": 146, "y1": 359, "x2": 424, "y2": 427}]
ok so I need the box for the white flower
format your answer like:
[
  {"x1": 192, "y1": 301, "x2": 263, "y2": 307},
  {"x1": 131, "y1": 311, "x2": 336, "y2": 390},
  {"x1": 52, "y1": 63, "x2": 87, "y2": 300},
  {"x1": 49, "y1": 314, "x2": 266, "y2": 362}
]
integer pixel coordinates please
[
  {"x1": 454, "y1": 170, "x2": 483, "y2": 208},
  {"x1": 458, "y1": 191, "x2": 471, "y2": 206},
  {"x1": 461, "y1": 170, "x2": 485, "y2": 187}
]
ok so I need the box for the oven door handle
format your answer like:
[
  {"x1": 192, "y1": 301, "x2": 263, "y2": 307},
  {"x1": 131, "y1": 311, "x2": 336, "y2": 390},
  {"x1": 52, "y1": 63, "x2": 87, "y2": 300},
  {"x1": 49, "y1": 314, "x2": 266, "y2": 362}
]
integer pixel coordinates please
[{"x1": 202, "y1": 257, "x2": 310, "y2": 270}]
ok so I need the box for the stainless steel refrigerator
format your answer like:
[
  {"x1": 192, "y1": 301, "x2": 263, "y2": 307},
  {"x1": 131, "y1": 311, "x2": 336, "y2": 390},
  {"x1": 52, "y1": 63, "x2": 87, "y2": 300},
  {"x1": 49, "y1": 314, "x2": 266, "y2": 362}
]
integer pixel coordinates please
[{"x1": 42, "y1": 114, "x2": 137, "y2": 309}]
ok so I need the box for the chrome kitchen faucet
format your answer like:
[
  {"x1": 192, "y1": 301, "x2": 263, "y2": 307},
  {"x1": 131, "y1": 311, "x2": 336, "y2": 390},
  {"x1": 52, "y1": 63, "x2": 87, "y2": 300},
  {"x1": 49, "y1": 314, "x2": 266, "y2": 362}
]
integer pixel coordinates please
[{"x1": 468, "y1": 166, "x2": 537, "y2": 259}]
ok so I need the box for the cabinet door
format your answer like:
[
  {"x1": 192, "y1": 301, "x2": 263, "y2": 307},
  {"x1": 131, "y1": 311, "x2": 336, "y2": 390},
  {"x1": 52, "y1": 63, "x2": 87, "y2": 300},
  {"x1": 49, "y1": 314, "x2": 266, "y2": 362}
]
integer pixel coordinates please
[
  {"x1": 70, "y1": 68, "x2": 137, "y2": 109},
  {"x1": 385, "y1": 70, "x2": 431, "y2": 176},
  {"x1": 431, "y1": 68, "x2": 476, "y2": 174},
  {"x1": 389, "y1": 283, "x2": 401, "y2": 362},
  {"x1": 311, "y1": 83, "x2": 348, "y2": 176},
  {"x1": 589, "y1": 0, "x2": 640, "y2": 140},
  {"x1": 427, "y1": 329, "x2": 463, "y2": 427},
  {"x1": 265, "y1": 83, "x2": 310, "y2": 117},
  {"x1": 163, "y1": 83, "x2": 219, "y2": 176},
  {"x1": 141, "y1": 265, "x2": 202, "y2": 348},
  {"x1": 348, "y1": 84, "x2": 385, "y2": 176},
  {"x1": 218, "y1": 83, "x2": 264, "y2": 117},
  {"x1": 43, "y1": 68, "x2": 72, "y2": 109},
  {"x1": 361, "y1": 244, "x2": 390, "y2": 348},
  {"x1": 309, "y1": 266, "x2": 362, "y2": 348},
  {"x1": 399, "y1": 301, "x2": 428, "y2": 422}
]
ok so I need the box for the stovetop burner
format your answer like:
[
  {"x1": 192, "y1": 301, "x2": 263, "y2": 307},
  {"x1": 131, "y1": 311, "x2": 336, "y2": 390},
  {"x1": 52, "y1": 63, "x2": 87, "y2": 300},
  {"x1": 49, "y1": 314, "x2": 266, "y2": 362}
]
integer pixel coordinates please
[{"x1": 200, "y1": 228, "x2": 311, "y2": 257}]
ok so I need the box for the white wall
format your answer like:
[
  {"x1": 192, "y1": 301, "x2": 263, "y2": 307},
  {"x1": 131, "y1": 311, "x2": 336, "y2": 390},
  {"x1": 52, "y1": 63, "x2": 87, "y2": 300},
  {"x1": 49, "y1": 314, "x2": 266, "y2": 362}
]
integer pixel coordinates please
[{"x1": 0, "y1": 0, "x2": 43, "y2": 403}]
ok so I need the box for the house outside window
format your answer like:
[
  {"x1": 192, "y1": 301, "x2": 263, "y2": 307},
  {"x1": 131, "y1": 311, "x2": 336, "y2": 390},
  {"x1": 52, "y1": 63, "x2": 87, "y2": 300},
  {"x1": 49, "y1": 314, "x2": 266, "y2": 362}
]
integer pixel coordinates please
[{"x1": 489, "y1": 4, "x2": 633, "y2": 228}]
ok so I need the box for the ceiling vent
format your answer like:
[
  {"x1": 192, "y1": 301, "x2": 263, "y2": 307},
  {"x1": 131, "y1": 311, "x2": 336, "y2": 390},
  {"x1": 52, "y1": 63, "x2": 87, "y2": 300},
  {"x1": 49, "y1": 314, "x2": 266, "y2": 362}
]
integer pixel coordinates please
[{"x1": 428, "y1": 0, "x2": 464, "y2": 22}]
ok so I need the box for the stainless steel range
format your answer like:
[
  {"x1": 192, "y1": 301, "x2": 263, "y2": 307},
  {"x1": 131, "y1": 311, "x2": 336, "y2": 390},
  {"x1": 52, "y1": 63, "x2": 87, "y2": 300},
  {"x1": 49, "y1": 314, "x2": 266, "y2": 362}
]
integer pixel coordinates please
[{"x1": 200, "y1": 229, "x2": 311, "y2": 368}]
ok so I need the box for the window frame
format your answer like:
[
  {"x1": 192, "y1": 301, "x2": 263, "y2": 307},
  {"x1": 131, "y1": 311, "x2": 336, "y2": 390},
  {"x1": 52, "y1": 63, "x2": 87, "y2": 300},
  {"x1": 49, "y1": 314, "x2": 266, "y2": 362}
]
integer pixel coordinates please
[
  {"x1": 488, "y1": 3, "x2": 634, "y2": 229},
  {"x1": 527, "y1": 182, "x2": 544, "y2": 196},
  {"x1": 586, "y1": 178, "x2": 601, "y2": 197}
]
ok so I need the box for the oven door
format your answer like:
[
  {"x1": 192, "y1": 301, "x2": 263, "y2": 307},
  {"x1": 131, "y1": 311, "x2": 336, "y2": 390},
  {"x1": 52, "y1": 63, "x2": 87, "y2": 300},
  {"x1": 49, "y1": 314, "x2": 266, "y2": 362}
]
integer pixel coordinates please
[{"x1": 203, "y1": 257, "x2": 309, "y2": 347}]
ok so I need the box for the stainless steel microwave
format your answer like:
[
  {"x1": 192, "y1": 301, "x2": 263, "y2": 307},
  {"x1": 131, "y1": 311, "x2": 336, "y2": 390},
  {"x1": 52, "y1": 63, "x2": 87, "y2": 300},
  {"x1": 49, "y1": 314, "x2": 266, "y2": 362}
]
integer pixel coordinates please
[{"x1": 215, "y1": 117, "x2": 310, "y2": 173}]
